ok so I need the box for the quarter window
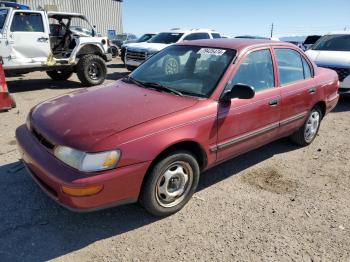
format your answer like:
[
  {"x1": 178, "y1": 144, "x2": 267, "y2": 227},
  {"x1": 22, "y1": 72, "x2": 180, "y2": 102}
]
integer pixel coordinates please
[
  {"x1": 302, "y1": 57, "x2": 312, "y2": 79},
  {"x1": 184, "y1": 33, "x2": 210, "y2": 41},
  {"x1": 229, "y1": 49, "x2": 275, "y2": 92},
  {"x1": 11, "y1": 12, "x2": 44, "y2": 32},
  {"x1": 275, "y1": 49, "x2": 305, "y2": 85}
]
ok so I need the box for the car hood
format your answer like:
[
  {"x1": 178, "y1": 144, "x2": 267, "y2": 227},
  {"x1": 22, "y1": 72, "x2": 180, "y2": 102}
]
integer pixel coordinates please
[
  {"x1": 31, "y1": 81, "x2": 198, "y2": 151},
  {"x1": 306, "y1": 49, "x2": 350, "y2": 67},
  {"x1": 127, "y1": 42, "x2": 170, "y2": 52}
]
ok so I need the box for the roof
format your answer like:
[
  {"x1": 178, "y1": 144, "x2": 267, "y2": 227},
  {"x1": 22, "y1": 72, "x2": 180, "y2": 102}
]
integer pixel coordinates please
[
  {"x1": 47, "y1": 11, "x2": 85, "y2": 19},
  {"x1": 178, "y1": 38, "x2": 295, "y2": 51}
]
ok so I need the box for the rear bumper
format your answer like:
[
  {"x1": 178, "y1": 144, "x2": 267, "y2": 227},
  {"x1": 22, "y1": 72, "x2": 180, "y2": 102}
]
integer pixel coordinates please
[
  {"x1": 325, "y1": 92, "x2": 340, "y2": 114},
  {"x1": 16, "y1": 125, "x2": 150, "y2": 211}
]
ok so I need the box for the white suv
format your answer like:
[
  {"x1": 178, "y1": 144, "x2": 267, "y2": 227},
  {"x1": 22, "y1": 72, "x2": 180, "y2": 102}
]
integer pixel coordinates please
[
  {"x1": 0, "y1": 8, "x2": 112, "y2": 86},
  {"x1": 306, "y1": 31, "x2": 350, "y2": 94},
  {"x1": 124, "y1": 28, "x2": 221, "y2": 70}
]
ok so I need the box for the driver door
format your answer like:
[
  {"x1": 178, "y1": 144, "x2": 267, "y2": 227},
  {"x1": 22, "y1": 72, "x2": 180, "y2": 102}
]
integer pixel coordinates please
[
  {"x1": 7, "y1": 11, "x2": 50, "y2": 68},
  {"x1": 216, "y1": 48, "x2": 281, "y2": 162}
]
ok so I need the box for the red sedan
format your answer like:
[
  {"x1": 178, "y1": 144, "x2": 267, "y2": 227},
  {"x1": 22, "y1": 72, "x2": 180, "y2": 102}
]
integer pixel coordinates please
[{"x1": 16, "y1": 39, "x2": 339, "y2": 216}]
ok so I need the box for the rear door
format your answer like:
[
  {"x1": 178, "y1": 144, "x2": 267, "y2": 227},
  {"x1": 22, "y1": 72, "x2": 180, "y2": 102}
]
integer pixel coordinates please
[
  {"x1": 216, "y1": 48, "x2": 281, "y2": 161},
  {"x1": 273, "y1": 48, "x2": 317, "y2": 136},
  {"x1": 7, "y1": 11, "x2": 50, "y2": 68}
]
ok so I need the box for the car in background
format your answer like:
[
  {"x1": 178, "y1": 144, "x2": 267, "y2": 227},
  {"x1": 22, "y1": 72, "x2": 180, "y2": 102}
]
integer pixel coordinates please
[
  {"x1": 303, "y1": 35, "x2": 322, "y2": 50},
  {"x1": 124, "y1": 28, "x2": 221, "y2": 70},
  {"x1": 0, "y1": 1, "x2": 29, "y2": 10},
  {"x1": 235, "y1": 35, "x2": 270, "y2": 40},
  {"x1": 111, "y1": 33, "x2": 138, "y2": 49},
  {"x1": 286, "y1": 41, "x2": 304, "y2": 49},
  {"x1": 17, "y1": 39, "x2": 339, "y2": 216},
  {"x1": 306, "y1": 32, "x2": 350, "y2": 95},
  {"x1": 120, "y1": 33, "x2": 157, "y2": 63}
]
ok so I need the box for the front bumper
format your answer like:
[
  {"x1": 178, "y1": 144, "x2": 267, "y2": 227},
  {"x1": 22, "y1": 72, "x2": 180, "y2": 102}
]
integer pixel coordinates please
[
  {"x1": 15, "y1": 125, "x2": 150, "y2": 211},
  {"x1": 125, "y1": 58, "x2": 143, "y2": 67}
]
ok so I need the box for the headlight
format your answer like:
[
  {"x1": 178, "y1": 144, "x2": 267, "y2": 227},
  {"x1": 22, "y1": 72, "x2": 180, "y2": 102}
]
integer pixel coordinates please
[{"x1": 54, "y1": 146, "x2": 120, "y2": 172}]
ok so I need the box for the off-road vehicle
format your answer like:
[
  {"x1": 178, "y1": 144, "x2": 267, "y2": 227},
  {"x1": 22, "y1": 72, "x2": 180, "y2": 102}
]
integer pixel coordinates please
[{"x1": 0, "y1": 8, "x2": 112, "y2": 86}]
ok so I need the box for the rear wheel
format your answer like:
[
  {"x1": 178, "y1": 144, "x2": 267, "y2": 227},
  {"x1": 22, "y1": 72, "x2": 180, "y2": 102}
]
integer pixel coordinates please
[
  {"x1": 76, "y1": 55, "x2": 107, "y2": 86},
  {"x1": 290, "y1": 107, "x2": 322, "y2": 146},
  {"x1": 139, "y1": 151, "x2": 200, "y2": 217},
  {"x1": 110, "y1": 46, "x2": 119, "y2": 58},
  {"x1": 46, "y1": 69, "x2": 73, "y2": 81}
]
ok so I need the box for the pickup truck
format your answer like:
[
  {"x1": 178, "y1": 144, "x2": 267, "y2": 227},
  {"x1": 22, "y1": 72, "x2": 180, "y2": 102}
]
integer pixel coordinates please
[{"x1": 0, "y1": 8, "x2": 112, "y2": 86}]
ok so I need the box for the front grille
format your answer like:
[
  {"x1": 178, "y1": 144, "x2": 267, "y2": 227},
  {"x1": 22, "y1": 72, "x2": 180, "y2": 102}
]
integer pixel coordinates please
[
  {"x1": 126, "y1": 50, "x2": 147, "y2": 61},
  {"x1": 32, "y1": 128, "x2": 55, "y2": 150},
  {"x1": 323, "y1": 67, "x2": 350, "y2": 82}
]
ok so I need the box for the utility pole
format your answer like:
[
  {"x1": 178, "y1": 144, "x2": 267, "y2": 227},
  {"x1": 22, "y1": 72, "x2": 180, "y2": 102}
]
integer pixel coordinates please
[{"x1": 270, "y1": 23, "x2": 274, "y2": 38}]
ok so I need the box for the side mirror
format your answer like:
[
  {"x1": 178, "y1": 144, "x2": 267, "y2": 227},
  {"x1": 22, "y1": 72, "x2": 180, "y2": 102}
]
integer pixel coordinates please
[{"x1": 220, "y1": 83, "x2": 255, "y2": 102}]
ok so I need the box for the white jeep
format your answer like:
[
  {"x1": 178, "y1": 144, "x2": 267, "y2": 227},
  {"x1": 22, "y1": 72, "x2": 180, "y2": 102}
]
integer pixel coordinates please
[{"x1": 0, "y1": 8, "x2": 112, "y2": 86}]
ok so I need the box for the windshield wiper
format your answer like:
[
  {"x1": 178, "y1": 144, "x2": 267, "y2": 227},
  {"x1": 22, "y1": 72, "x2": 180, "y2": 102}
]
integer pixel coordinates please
[
  {"x1": 122, "y1": 76, "x2": 145, "y2": 88},
  {"x1": 141, "y1": 82, "x2": 184, "y2": 96}
]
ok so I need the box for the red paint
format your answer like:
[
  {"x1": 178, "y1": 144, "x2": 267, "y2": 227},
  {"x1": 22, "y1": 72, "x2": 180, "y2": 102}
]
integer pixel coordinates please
[
  {"x1": 16, "y1": 39, "x2": 339, "y2": 211},
  {"x1": 0, "y1": 63, "x2": 15, "y2": 111}
]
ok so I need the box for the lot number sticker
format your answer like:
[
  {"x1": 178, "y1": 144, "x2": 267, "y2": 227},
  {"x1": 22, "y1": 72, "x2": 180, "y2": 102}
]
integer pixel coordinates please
[{"x1": 198, "y1": 48, "x2": 226, "y2": 56}]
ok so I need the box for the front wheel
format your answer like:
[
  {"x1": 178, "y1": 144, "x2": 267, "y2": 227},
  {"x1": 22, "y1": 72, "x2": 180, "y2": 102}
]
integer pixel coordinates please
[
  {"x1": 76, "y1": 55, "x2": 107, "y2": 87},
  {"x1": 290, "y1": 107, "x2": 322, "y2": 146},
  {"x1": 46, "y1": 69, "x2": 74, "y2": 81},
  {"x1": 139, "y1": 151, "x2": 200, "y2": 217}
]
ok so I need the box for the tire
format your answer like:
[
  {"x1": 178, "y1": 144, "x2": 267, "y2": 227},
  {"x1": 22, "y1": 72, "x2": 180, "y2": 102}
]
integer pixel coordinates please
[
  {"x1": 290, "y1": 106, "x2": 323, "y2": 146},
  {"x1": 10, "y1": 94, "x2": 16, "y2": 108},
  {"x1": 76, "y1": 55, "x2": 107, "y2": 87},
  {"x1": 46, "y1": 69, "x2": 73, "y2": 81},
  {"x1": 139, "y1": 151, "x2": 200, "y2": 217},
  {"x1": 111, "y1": 46, "x2": 118, "y2": 58}
]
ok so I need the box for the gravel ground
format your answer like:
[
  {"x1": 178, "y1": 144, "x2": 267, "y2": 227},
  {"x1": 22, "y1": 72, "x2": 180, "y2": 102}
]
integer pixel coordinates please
[{"x1": 1, "y1": 59, "x2": 350, "y2": 261}]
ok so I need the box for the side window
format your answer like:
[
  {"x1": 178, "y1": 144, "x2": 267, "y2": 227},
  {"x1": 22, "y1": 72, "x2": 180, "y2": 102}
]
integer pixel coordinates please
[
  {"x1": 229, "y1": 49, "x2": 274, "y2": 92},
  {"x1": 275, "y1": 49, "x2": 304, "y2": 85},
  {"x1": 302, "y1": 57, "x2": 312, "y2": 79},
  {"x1": 11, "y1": 12, "x2": 44, "y2": 32},
  {"x1": 211, "y1": 33, "x2": 221, "y2": 39},
  {"x1": 184, "y1": 33, "x2": 210, "y2": 41}
]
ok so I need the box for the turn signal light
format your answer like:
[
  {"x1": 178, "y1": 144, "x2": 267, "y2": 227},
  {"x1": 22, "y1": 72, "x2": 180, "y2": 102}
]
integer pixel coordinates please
[{"x1": 61, "y1": 185, "x2": 103, "y2": 197}]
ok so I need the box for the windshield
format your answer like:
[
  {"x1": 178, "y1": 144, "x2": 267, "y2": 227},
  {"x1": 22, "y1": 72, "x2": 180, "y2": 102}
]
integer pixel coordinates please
[
  {"x1": 130, "y1": 45, "x2": 236, "y2": 98},
  {"x1": 138, "y1": 34, "x2": 155, "y2": 42},
  {"x1": 148, "y1": 32, "x2": 184, "y2": 44},
  {"x1": 0, "y1": 9, "x2": 8, "y2": 29},
  {"x1": 312, "y1": 34, "x2": 350, "y2": 51}
]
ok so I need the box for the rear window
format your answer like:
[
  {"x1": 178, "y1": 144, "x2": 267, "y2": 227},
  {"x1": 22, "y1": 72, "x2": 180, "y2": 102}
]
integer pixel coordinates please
[
  {"x1": 0, "y1": 9, "x2": 8, "y2": 29},
  {"x1": 184, "y1": 33, "x2": 210, "y2": 41},
  {"x1": 312, "y1": 34, "x2": 350, "y2": 51},
  {"x1": 11, "y1": 12, "x2": 44, "y2": 32}
]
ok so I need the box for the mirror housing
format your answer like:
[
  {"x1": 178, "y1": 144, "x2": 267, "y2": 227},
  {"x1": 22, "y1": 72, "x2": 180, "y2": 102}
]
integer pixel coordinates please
[{"x1": 220, "y1": 83, "x2": 255, "y2": 102}]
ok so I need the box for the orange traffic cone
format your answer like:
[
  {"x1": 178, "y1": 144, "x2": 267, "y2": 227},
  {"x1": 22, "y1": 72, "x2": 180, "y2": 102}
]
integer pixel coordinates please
[{"x1": 0, "y1": 59, "x2": 16, "y2": 111}]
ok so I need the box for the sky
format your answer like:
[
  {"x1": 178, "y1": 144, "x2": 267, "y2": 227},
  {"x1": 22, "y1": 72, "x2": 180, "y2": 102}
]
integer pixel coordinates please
[{"x1": 123, "y1": 0, "x2": 350, "y2": 38}]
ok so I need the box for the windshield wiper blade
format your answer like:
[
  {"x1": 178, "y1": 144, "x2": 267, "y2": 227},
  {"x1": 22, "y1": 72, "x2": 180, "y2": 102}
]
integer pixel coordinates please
[
  {"x1": 122, "y1": 76, "x2": 145, "y2": 88},
  {"x1": 141, "y1": 82, "x2": 183, "y2": 96}
]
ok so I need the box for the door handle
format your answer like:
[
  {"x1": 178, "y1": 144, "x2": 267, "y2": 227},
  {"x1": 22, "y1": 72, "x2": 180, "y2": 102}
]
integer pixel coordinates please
[
  {"x1": 309, "y1": 87, "x2": 316, "y2": 94},
  {"x1": 37, "y1": 37, "x2": 49, "y2": 43},
  {"x1": 268, "y1": 99, "x2": 279, "y2": 106}
]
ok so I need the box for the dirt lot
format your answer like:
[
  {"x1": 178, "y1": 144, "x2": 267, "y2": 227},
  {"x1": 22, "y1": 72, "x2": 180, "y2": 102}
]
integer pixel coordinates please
[{"x1": 1, "y1": 59, "x2": 350, "y2": 261}]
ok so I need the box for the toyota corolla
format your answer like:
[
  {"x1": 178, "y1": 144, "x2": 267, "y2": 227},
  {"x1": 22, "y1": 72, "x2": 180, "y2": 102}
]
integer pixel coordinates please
[{"x1": 16, "y1": 39, "x2": 339, "y2": 216}]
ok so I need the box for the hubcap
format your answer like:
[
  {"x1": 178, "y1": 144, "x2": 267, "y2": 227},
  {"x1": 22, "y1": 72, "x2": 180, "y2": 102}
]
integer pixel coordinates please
[
  {"x1": 88, "y1": 63, "x2": 100, "y2": 80},
  {"x1": 164, "y1": 57, "x2": 179, "y2": 75},
  {"x1": 155, "y1": 161, "x2": 193, "y2": 208},
  {"x1": 304, "y1": 111, "x2": 320, "y2": 142}
]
